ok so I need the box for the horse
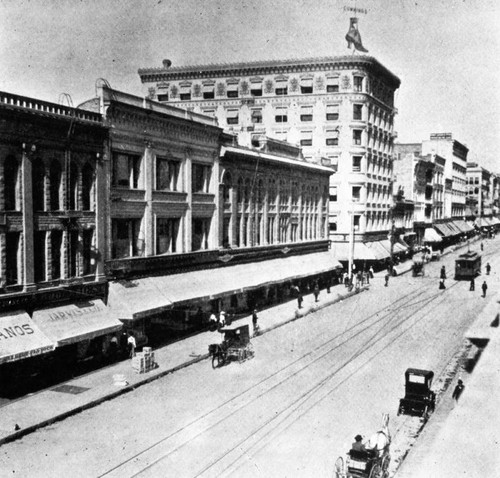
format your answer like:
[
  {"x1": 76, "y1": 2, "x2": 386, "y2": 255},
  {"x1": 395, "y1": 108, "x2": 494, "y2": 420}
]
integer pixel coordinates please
[{"x1": 365, "y1": 413, "x2": 391, "y2": 458}]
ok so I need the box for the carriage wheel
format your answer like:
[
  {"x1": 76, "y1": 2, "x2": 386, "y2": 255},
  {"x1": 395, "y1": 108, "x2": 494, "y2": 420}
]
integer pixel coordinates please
[
  {"x1": 368, "y1": 463, "x2": 382, "y2": 478},
  {"x1": 333, "y1": 456, "x2": 344, "y2": 478},
  {"x1": 212, "y1": 353, "x2": 222, "y2": 369}
]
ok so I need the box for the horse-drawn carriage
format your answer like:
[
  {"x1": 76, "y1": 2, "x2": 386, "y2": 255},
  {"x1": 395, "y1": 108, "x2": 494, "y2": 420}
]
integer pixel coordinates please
[
  {"x1": 208, "y1": 324, "x2": 254, "y2": 368},
  {"x1": 334, "y1": 414, "x2": 391, "y2": 478},
  {"x1": 397, "y1": 368, "x2": 436, "y2": 418},
  {"x1": 411, "y1": 254, "x2": 425, "y2": 277}
]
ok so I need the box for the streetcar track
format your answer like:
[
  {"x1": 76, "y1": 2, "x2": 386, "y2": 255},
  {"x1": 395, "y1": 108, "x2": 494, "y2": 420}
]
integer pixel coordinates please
[{"x1": 101, "y1": 282, "x2": 454, "y2": 477}]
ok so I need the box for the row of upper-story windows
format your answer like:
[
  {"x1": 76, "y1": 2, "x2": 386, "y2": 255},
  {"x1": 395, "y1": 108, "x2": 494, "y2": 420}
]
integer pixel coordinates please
[
  {"x1": 2, "y1": 155, "x2": 96, "y2": 212},
  {"x1": 157, "y1": 75, "x2": 366, "y2": 101},
  {"x1": 112, "y1": 152, "x2": 212, "y2": 194},
  {"x1": 328, "y1": 183, "x2": 392, "y2": 204},
  {"x1": 221, "y1": 103, "x2": 362, "y2": 125}
]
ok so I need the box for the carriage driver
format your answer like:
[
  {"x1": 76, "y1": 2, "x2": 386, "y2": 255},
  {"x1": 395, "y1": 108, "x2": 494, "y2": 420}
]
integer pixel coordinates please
[{"x1": 351, "y1": 435, "x2": 367, "y2": 452}]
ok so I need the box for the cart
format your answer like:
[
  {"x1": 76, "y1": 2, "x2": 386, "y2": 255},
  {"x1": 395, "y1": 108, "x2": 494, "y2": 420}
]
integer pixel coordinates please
[
  {"x1": 397, "y1": 368, "x2": 436, "y2": 419},
  {"x1": 411, "y1": 255, "x2": 425, "y2": 277},
  {"x1": 208, "y1": 324, "x2": 254, "y2": 368}
]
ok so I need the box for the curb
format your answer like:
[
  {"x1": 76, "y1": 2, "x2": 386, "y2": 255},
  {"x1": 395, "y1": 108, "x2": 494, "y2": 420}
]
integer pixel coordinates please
[{"x1": 0, "y1": 286, "x2": 369, "y2": 446}]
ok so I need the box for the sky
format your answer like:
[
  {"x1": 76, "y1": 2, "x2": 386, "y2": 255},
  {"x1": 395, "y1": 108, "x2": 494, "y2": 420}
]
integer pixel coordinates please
[{"x1": 1, "y1": 0, "x2": 499, "y2": 171}]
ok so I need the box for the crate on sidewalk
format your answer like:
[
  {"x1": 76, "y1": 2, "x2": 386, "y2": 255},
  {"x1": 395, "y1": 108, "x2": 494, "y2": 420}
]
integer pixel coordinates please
[{"x1": 131, "y1": 348, "x2": 158, "y2": 374}]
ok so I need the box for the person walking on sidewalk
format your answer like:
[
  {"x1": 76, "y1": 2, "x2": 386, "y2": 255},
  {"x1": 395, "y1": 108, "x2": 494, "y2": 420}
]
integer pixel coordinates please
[
  {"x1": 452, "y1": 379, "x2": 465, "y2": 401},
  {"x1": 440, "y1": 265, "x2": 446, "y2": 280},
  {"x1": 470, "y1": 277, "x2": 475, "y2": 291},
  {"x1": 297, "y1": 289, "x2": 303, "y2": 309},
  {"x1": 127, "y1": 333, "x2": 136, "y2": 358},
  {"x1": 486, "y1": 262, "x2": 491, "y2": 275},
  {"x1": 439, "y1": 278, "x2": 446, "y2": 290},
  {"x1": 384, "y1": 272, "x2": 390, "y2": 287},
  {"x1": 252, "y1": 309, "x2": 259, "y2": 335},
  {"x1": 480, "y1": 241, "x2": 484, "y2": 251},
  {"x1": 482, "y1": 281, "x2": 488, "y2": 298},
  {"x1": 369, "y1": 266, "x2": 374, "y2": 279},
  {"x1": 313, "y1": 281, "x2": 320, "y2": 302}
]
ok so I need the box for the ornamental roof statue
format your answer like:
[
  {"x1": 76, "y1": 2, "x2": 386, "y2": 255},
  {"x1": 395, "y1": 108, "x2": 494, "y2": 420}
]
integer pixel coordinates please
[{"x1": 345, "y1": 17, "x2": 368, "y2": 53}]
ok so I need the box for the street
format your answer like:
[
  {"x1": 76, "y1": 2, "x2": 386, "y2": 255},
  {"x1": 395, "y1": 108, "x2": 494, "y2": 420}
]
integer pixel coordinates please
[{"x1": 1, "y1": 238, "x2": 498, "y2": 478}]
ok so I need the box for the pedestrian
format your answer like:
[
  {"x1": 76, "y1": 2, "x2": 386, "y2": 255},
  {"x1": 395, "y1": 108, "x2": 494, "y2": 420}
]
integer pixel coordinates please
[
  {"x1": 452, "y1": 379, "x2": 464, "y2": 401},
  {"x1": 384, "y1": 273, "x2": 389, "y2": 287},
  {"x1": 297, "y1": 290, "x2": 303, "y2": 309},
  {"x1": 252, "y1": 309, "x2": 259, "y2": 334},
  {"x1": 344, "y1": 272, "x2": 349, "y2": 287},
  {"x1": 439, "y1": 278, "x2": 446, "y2": 290},
  {"x1": 357, "y1": 271, "x2": 363, "y2": 286},
  {"x1": 326, "y1": 277, "x2": 331, "y2": 294},
  {"x1": 313, "y1": 281, "x2": 320, "y2": 302},
  {"x1": 480, "y1": 242, "x2": 484, "y2": 251},
  {"x1": 219, "y1": 310, "x2": 227, "y2": 327},
  {"x1": 127, "y1": 333, "x2": 136, "y2": 358},
  {"x1": 440, "y1": 266, "x2": 446, "y2": 280},
  {"x1": 109, "y1": 335, "x2": 118, "y2": 362},
  {"x1": 209, "y1": 312, "x2": 218, "y2": 331},
  {"x1": 469, "y1": 277, "x2": 475, "y2": 291},
  {"x1": 486, "y1": 262, "x2": 491, "y2": 275},
  {"x1": 482, "y1": 281, "x2": 488, "y2": 298},
  {"x1": 369, "y1": 266, "x2": 374, "y2": 279}
]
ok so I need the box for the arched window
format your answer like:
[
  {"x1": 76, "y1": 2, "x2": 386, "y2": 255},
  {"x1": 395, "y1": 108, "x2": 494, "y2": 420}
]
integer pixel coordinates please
[
  {"x1": 32, "y1": 160, "x2": 46, "y2": 211},
  {"x1": 237, "y1": 177, "x2": 244, "y2": 204},
  {"x1": 4, "y1": 155, "x2": 20, "y2": 211},
  {"x1": 82, "y1": 163, "x2": 94, "y2": 211},
  {"x1": 222, "y1": 172, "x2": 232, "y2": 204},
  {"x1": 69, "y1": 163, "x2": 79, "y2": 210},
  {"x1": 49, "y1": 160, "x2": 62, "y2": 211},
  {"x1": 244, "y1": 178, "x2": 251, "y2": 204}
]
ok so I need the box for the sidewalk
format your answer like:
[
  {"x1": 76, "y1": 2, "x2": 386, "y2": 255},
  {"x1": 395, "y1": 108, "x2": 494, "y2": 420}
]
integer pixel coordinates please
[{"x1": 0, "y1": 282, "x2": 368, "y2": 446}]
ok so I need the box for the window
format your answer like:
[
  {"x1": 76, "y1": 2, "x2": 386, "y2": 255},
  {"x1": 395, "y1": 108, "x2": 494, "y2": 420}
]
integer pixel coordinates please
[
  {"x1": 353, "y1": 214, "x2": 361, "y2": 230},
  {"x1": 251, "y1": 109, "x2": 263, "y2": 124},
  {"x1": 275, "y1": 107, "x2": 288, "y2": 123},
  {"x1": 353, "y1": 104, "x2": 363, "y2": 120},
  {"x1": 180, "y1": 84, "x2": 191, "y2": 100},
  {"x1": 329, "y1": 219, "x2": 338, "y2": 232},
  {"x1": 275, "y1": 79, "x2": 288, "y2": 95},
  {"x1": 300, "y1": 78, "x2": 313, "y2": 94},
  {"x1": 354, "y1": 76, "x2": 364, "y2": 92},
  {"x1": 352, "y1": 156, "x2": 362, "y2": 172},
  {"x1": 226, "y1": 109, "x2": 239, "y2": 125},
  {"x1": 34, "y1": 231, "x2": 46, "y2": 283},
  {"x1": 250, "y1": 84, "x2": 262, "y2": 96},
  {"x1": 227, "y1": 84, "x2": 239, "y2": 98},
  {"x1": 156, "y1": 158, "x2": 180, "y2": 191},
  {"x1": 5, "y1": 232, "x2": 20, "y2": 285},
  {"x1": 68, "y1": 163, "x2": 78, "y2": 210},
  {"x1": 326, "y1": 77, "x2": 339, "y2": 93},
  {"x1": 157, "y1": 93, "x2": 169, "y2": 102},
  {"x1": 202, "y1": 108, "x2": 216, "y2": 117},
  {"x1": 4, "y1": 155, "x2": 20, "y2": 211},
  {"x1": 49, "y1": 161, "x2": 61, "y2": 211},
  {"x1": 82, "y1": 229, "x2": 94, "y2": 276},
  {"x1": 32, "y1": 160, "x2": 45, "y2": 211},
  {"x1": 326, "y1": 104, "x2": 339, "y2": 121},
  {"x1": 50, "y1": 230, "x2": 62, "y2": 280},
  {"x1": 157, "y1": 218, "x2": 180, "y2": 254},
  {"x1": 112, "y1": 153, "x2": 142, "y2": 189},
  {"x1": 300, "y1": 105, "x2": 313, "y2": 122},
  {"x1": 326, "y1": 129, "x2": 339, "y2": 146},
  {"x1": 81, "y1": 164, "x2": 94, "y2": 211},
  {"x1": 329, "y1": 186, "x2": 337, "y2": 202},
  {"x1": 202, "y1": 84, "x2": 215, "y2": 99},
  {"x1": 300, "y1": 131, "x2": 313, "y2": 146},
  {"x1": 353, "y1": 129, "x2": 362, "y2": 145},
  {"x1": 352, "y1": 186, "x2": 361, "y2": 202},
  {"x1": 275, "y1": 130, "x2": 288, "y2": 142},
  {"x1": 112, "y1": 219, "x2": 142, "y2": 259},
  {"x1": 192, "y1": 163, "x2": 212, "y2": 193},
  {"x1": 68, "y1": 230, "x2": 79, "y2": 277},
  {"x1": 192, "y1": 218, "x2": 211, "y2": 251}
]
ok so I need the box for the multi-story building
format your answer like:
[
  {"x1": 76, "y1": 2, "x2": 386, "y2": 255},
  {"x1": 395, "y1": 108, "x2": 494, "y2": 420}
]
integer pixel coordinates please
[
  {"x1": 138, "y1": 55, "x2": 401, "y2": 261},
  {"x1": 0, "y1": 91, "x2": 117, "y2": 392},
  {"x1": 80, "y1": 86, "x2": 335, "y2": 346},
  {"x1": 422, "y1": 133, "x2": 468, "y2": 218},
  {"x1": 466, "y1": 162, "x2": 492, "y2": 217}
]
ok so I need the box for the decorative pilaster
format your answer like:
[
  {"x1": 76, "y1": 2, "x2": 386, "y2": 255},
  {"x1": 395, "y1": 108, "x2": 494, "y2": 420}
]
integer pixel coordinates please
[{"x1": 21, "y1": 145, "x2": 36, "y2": 291}]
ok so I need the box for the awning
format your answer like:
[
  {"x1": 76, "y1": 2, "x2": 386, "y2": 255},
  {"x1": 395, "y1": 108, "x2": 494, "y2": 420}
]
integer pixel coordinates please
[
  {"x1": 0, "y1": 310, "x2": 55, "y2": 364},
  {"x1": 423, "y1": 228, "x2": 442, "y2": 243},
  {"x1": 446, "y1": 222, "x2": 462, "y2": 235},
  {"x1": 393, "y1": 242, "x2": 407, "y2": 253},
  {"x1": 480, "y1": 218, "x2": 492, "y2": 227},
  {"x1": 331, "y1": 241, "x2": 377, "y2": 261},
  {"x1": 365, "y1": 241, "x2": 391, "y2": 260},
  {"x1": 109, "y1": 251, "x2": 343, "y2": 321},
  {"x1": 433, "y1": 223, "x2": 455, "y2": 237},
  {"x1": 32, "y1": 300, "x2": 122, "y2": 347},
  {"x1": 455, "y1": 220, "x2": 474, "y2": 232}
]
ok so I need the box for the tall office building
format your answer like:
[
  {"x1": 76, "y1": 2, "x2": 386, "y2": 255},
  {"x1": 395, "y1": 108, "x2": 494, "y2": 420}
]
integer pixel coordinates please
[{"x1": 138, "y1": 55, "x2": 401, "y2": 258}]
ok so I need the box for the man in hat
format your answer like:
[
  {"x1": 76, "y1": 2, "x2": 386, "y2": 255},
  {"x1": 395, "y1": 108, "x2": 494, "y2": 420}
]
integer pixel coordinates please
[
  {"x1": 482, "y1": 281, "x2": 488, "y2": 298},
  {"x1": 351, "y1": 434, "x2": 367, "y2": 452}
]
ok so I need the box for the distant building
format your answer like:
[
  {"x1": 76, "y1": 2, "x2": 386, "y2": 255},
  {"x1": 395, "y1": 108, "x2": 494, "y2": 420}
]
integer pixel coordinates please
[
  {"x1": 138, "y1": 55, "x2": 401, "y2": 261},
  {"x1": 466, "y1": 162, "x2": 492, "y2": 217}
]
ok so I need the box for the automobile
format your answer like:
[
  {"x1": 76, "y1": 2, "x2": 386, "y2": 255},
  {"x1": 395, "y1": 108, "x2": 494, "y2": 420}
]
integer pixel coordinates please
[{"x1": 397, "y1": 368, "x2": 436, "y2": 419}]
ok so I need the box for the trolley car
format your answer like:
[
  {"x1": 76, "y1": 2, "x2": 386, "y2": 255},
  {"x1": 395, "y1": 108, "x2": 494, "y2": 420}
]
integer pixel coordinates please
[{"x1": 454, "y1": 251, "x2": 481, "y2": 280}]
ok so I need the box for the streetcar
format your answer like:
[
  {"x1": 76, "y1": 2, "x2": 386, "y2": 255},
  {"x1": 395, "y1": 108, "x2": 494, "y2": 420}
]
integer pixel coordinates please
[{"x1": 454, "y1": 251, "x2": 481, "y2": 280}]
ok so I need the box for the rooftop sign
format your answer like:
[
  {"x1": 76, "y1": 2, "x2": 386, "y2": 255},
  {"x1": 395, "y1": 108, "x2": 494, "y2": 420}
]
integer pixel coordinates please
[{"x1": 430, "y1": 133, "x2": 452, "y2": 140}]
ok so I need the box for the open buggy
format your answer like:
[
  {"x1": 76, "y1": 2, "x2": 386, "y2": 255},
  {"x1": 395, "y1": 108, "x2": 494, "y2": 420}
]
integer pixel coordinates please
[
  {"x1": 334, "y1": 414, "x2": 391, "y2": 478},
  {"x1": 208, "y1": 324, "x2": 254, "y2": 368},
  {"x1": 397, "y1": 368, "x2": 436, "y2": 418}
]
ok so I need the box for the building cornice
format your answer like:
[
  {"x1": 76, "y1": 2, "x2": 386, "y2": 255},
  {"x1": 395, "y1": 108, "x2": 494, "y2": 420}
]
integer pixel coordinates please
[{"x1": 138, "y1": 55, "x2": 400, "y2": 89}]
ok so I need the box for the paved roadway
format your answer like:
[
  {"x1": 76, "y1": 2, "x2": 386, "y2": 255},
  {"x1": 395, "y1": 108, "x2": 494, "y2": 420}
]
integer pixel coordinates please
[{"x1": 1, "y1": 237, "x2": 498, "y2": 478}]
